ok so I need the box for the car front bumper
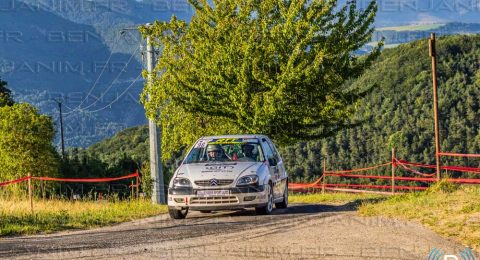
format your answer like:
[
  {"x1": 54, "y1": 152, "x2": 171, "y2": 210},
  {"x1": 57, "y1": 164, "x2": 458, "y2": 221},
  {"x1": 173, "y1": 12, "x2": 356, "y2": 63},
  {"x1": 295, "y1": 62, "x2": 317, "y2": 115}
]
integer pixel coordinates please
[{"x1": 167, "y1": 185, "x2": 268, "y2": 211}]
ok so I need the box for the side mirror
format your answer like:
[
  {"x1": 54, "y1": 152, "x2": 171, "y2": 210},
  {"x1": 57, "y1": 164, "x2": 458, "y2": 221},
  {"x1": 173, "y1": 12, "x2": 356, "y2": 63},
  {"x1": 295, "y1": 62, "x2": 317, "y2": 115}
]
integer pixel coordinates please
[{"x1": 268, "y1": 158, "x2": 277, "y2": 167}]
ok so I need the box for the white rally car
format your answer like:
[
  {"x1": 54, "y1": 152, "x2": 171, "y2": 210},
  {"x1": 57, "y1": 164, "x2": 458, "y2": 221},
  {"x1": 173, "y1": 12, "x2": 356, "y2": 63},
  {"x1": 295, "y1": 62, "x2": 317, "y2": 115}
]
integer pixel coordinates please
[{"x1": 168, "y1": 135, "x2": 288, "y2": 219}]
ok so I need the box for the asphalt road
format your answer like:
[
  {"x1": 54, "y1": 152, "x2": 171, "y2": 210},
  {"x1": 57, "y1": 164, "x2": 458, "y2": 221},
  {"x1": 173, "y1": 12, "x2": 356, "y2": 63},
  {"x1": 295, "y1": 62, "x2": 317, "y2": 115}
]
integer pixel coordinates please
[{"x1": 0, "y1": 203, "x2": 476, "y2": 259}]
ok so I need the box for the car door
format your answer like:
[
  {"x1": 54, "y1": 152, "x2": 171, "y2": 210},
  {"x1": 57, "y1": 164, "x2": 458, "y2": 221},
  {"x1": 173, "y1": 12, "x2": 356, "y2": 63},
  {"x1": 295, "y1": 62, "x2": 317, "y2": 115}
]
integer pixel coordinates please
[
  {"x1": 266, "y1": 138, "x2": 287, "y2": 198},
  {"x1": 261, "y1": 138, "x2": 281, "y2": 199}
]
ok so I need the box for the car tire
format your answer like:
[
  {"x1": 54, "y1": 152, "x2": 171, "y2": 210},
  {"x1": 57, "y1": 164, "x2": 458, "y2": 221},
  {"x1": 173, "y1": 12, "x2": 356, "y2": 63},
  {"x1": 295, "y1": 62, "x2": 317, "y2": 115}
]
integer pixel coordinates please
[
  {"x1": 200, "y1": 210, "x2": 212, "y2": 213},
  {"x1": 168, "y1": 207, "x2": 189, "y2": 219},
  {"x1": 275, "y1": 181, "x2": 288, "y2": 209},
  {"x1": 255, "y1": 184, "x2": 273, "y2": 215}
]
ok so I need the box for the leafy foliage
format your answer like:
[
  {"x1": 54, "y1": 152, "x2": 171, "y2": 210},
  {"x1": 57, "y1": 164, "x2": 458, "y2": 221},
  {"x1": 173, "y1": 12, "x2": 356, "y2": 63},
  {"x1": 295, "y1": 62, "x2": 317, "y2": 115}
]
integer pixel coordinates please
[
  {"x1": 87, "y1": 126, "x2": 150, "y2": 168},
  {"x1": 62, "y1": 126, "x2": 179, "y2": 197},
  {"x1": 140, "y1": 0, "x2": 382, "y2": 159},
  {"x1": 0, "y1": 103, "x2": 59, "y2": 186},
  {"x1": 0, "y1": 78, "x2": 14, "y2": 107}
]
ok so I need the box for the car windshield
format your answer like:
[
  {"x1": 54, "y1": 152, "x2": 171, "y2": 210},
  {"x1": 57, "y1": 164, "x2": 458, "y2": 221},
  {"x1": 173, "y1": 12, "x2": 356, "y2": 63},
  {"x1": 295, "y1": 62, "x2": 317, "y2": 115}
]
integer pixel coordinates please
[{"x1": 184, "y1": 138, "x2": 265, "y2": 164}]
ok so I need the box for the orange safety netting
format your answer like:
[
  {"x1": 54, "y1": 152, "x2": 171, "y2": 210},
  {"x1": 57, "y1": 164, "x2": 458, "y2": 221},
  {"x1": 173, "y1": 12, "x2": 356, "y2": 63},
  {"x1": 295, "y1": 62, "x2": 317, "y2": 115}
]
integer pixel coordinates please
[
  {"x1": 326, "y1": 183, "x2": 427, "y2": 191},
  {"x1": 0, "y1": 176, "x2": 31, "y2": 187},
  {"x1": 396, "y1": 159, "x2": 480, "y2": 174},
  {"x1": 33, "y1": 173, "x2": 139, "y2": 183},
  {"x1": 0, "y1": 172, "x2": 139, "y2": 187},
  {"x1": 438, "y1": 152, "x2": 480, "y2": 158},
  {"x1": 324, "y1": 162, "x2": 392, "y2": 174},
  {"x1": 395, "y1": 159, "x2": 436, "y2": 177}
]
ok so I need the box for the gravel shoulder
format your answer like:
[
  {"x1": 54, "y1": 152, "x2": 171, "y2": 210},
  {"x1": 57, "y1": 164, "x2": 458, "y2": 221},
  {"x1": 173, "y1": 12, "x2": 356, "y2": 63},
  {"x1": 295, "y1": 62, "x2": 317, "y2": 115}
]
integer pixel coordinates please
[{"x1": 0, "y1": 203, "x2": 476, "y2": 259}]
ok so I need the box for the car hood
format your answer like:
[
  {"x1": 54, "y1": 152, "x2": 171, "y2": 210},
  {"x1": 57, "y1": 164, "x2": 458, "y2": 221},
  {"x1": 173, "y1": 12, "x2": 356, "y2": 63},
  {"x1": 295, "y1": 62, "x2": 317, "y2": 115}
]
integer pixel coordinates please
[{"x1": 176, "y1": 162, "x2": 264, "y2": 181}]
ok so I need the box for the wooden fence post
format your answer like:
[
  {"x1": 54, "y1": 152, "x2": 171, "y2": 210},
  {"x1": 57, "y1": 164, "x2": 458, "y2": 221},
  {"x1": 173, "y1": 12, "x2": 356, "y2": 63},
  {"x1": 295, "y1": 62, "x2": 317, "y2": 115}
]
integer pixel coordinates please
[
  {"x1": 391, "y1": 148, "x2": 396, "y2": 195},
  {"x1": 28, "y1": 173, "x2": 33, "y2": 213},
  {"x1": 136, "y1": 175, "x2": 140, "y2": 199},
  {"x1": 131, "y1": 180, "x2": 134, "y2": 200},
  {"x1": 322, "y1": 158, "x2": 326, "y2": 194}
]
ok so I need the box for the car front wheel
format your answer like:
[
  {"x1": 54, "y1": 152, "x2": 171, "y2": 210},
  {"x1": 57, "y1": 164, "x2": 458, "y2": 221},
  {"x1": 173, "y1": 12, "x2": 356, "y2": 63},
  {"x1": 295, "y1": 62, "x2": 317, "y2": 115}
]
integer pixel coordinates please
[
  {"x1": 168, "y1": 207, "x2": 189, "y2": 219},
  {"x1": 255, "y1": 184, "x2": 273, "y2": 215}
]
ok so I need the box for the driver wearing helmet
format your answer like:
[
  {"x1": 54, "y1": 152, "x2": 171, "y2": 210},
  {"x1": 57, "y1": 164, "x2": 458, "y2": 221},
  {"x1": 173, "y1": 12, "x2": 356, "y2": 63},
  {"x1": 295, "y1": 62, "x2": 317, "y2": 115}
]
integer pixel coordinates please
[{"x1": 206, "y1": 144, "x2": 227, "y2": 161}]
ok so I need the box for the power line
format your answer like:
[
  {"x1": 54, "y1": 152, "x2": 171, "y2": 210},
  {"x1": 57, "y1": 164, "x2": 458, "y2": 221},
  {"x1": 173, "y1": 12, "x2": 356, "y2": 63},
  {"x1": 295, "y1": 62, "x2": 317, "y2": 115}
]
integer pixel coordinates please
[
  {"x1": 74, "y1": 46, "x2": 141, "y2": 112},
  {"x1": 83, "y1": 74, "x2": 143, "y2": 114},
  {"x1": 63, "y1": 41, "x2": 119, "y2": 115}
]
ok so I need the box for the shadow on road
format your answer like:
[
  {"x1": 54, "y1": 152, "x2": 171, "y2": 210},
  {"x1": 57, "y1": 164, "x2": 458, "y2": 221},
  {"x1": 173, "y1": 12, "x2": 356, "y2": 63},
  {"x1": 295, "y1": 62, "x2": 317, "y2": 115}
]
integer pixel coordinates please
[{"x1": 198, "y1": 197, "x2": 388, "y2": 218}]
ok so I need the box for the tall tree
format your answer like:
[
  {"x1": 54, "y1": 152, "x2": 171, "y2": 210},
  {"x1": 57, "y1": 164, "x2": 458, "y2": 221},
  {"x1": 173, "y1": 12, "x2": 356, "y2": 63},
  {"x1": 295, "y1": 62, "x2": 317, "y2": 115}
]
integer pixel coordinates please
[
  {"x1": 0, "y1": 78, "x2": 14, "y2": 107},
  {"x1": 140, "y1": 0, "x2": 382, "y2": 159},
  {"x1": 0, "y1": 103, "x2": 59, "y2": 185}
]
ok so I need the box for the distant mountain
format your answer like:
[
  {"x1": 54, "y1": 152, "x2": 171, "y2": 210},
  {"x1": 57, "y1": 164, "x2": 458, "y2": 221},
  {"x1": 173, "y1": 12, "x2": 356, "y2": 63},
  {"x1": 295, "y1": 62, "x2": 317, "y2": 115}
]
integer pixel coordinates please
[
  {"x1": 371, "y1": 0, "x2": 480, "y2": 27},
  {"x1": 13, "y1": 0, "x2": 193, "y2": 54},
  {"x1": 0, "y1": 1, "x2": 141, "y2": 92},
  {"x1": 373, "y1": 23, "x2": 480, "y2": 46},
  {"x1": 0, "y1": 0, "x2": 191, "y2": 148}
]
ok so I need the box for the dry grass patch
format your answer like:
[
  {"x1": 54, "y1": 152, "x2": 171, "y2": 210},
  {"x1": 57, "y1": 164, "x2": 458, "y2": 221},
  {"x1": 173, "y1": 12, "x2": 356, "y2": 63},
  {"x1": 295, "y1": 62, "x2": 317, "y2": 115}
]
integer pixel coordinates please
[
  {"x1": 289, "y1": 192, "x2": 385, "y2": 205},
  {"x1": 0, "y1": 198, "x2": 167, "y2": 236},
  {"x1": 359, "y1": 181, "x2": 480, "y2": 250}
]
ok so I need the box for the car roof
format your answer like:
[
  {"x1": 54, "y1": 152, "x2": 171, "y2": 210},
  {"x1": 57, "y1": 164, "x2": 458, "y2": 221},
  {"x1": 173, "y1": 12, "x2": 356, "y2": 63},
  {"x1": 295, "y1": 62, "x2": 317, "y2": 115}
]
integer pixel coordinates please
[{"x1": 200, "y1": 134, "x2": 270, "y2": 140}]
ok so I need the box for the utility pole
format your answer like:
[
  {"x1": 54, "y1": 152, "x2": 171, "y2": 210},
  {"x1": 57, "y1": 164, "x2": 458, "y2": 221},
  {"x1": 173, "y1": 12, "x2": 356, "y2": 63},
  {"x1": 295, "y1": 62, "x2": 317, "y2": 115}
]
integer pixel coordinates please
[
  {"x1": 57, "y1": 100, "x2": 65, "y2": 159},
  {"x1": 51, "y1": 98, "x2": 65, "y2": 159},
  {"x1": 429, "y1": 33, "x2": 441, "y2": 181},
  {"x1": 146, "y1": 24, "x2": 165, "y2": 204}
]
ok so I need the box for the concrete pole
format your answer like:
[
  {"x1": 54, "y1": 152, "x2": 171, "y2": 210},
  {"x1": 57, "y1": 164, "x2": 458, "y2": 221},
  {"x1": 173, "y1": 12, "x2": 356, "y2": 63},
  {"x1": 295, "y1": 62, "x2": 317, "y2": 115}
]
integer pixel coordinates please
[
  {"x1": 58, "y1": 101, "x2": 65, "y2": 159},
  {"x1": 146, "y1": 30, "x2": 166, "y2": 204}
]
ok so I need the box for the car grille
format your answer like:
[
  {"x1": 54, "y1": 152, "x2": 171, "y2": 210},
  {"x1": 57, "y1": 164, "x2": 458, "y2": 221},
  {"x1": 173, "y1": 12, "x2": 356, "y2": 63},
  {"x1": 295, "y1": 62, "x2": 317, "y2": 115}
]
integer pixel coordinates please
[
  {"x1": 190, "y1": 196, "x2": 239, "y2": 205},
  {"x1": 194, "y1": 179, "x2": 234, "y2": 187}
]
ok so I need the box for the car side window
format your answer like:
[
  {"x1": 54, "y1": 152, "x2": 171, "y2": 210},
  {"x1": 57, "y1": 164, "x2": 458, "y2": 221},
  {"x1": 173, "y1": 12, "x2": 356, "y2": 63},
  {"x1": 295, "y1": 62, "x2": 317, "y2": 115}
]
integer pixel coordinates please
[
  {"x1": 257, "y1": 143, "x2": 266, "y2": 162},
  {"x1": 262, "y1": 140, "x2": 274, "y2": 161},
  {"x1": 267, "y1": 140, "x2": 281, "y2": 162}
]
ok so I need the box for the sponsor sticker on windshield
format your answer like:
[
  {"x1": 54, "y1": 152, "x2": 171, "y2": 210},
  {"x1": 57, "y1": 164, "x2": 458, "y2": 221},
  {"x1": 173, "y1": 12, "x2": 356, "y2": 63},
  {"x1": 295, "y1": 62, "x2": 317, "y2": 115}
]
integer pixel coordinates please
[
  {"x1": 210, "y1": 138, "x2": 243, "y2": 144},
  {"x1": 209, "y1": 138, "x2": 258, "y2": 145}
]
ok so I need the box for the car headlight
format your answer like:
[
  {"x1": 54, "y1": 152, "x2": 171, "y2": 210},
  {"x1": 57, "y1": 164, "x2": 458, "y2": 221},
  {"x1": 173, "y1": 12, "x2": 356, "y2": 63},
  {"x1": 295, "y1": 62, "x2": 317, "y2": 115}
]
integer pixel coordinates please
[
  {"x1": 237, "y1": 175, "x2": 259, "y2": 186},
  {"x1": 173, "y1": 178, "x2": 192, "y2": 188}
]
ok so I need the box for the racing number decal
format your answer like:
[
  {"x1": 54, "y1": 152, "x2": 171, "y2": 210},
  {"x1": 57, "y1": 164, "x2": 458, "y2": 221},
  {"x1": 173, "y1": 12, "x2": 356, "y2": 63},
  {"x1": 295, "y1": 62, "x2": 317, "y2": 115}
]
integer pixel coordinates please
[{"x1": 195, "y1": 140, "x2": 208, "y2": 148}]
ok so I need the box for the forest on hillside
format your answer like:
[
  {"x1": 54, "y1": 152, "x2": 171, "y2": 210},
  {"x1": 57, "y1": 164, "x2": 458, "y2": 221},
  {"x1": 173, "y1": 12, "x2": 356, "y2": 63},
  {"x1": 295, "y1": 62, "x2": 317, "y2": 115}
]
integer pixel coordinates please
[
  {"x1": 71, "y1": 34, "x2": 480, "y2": 188},
  {"x1": 281, "y1": 34, "x2": 480, "y2": 183}
]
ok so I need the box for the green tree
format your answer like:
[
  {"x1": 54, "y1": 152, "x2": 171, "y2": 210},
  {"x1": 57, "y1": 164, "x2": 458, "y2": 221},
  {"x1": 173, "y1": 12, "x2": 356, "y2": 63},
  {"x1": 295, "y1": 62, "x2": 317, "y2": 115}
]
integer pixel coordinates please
[
  {"x1": 140, "y1": 0, "x2": 382, "y2": 159},
  {"x1": 0, "y1": 103, "x2": 59, "y2": 187},
  {"x1": 0, "y1": 78, "x2": 14, "y2": 107}
]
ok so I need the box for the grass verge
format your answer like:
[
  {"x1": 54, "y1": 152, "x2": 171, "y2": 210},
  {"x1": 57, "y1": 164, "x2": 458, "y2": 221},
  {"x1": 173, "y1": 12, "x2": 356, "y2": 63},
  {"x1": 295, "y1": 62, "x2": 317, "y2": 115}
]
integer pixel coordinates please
[
  {"x1": 289, "y1": 192, "x2": 385, "y2": 204},
  {"x1": 359, "y1": 181, "x2": 480, "y2": 250},
  {"x1": 0, "y1": 199, "x2": 167, "y2": 237}
]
